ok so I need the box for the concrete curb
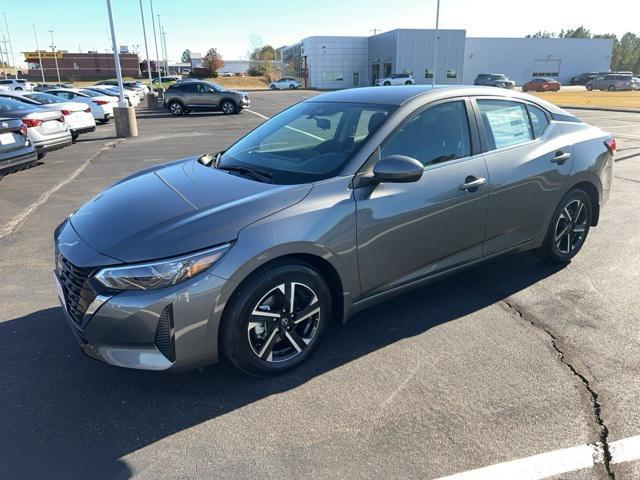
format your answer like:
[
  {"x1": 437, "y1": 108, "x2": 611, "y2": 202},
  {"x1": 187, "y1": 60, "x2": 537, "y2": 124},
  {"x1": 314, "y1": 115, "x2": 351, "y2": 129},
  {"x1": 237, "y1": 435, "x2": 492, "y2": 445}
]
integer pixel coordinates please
[{"x1": 559, "y1": 105, "x2": 640, "y2": 114}]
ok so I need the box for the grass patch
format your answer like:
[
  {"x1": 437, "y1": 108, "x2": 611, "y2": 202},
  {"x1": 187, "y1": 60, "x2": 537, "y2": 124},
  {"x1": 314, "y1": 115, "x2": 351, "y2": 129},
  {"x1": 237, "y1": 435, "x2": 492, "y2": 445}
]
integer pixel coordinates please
[{"x1": 531, "y1": 90, "x2": 640, "y2": 110}]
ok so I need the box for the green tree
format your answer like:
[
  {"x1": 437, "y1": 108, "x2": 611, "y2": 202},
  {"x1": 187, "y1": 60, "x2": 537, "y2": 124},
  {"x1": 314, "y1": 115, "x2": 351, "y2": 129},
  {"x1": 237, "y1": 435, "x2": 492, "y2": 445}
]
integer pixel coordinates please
[
  {"x1": 202, "y1": 48, "x2": 224, "y2": 75},
  {"x1": 181, "y1": 49, "x2": 191, "y2": 63},
  {"x1": 559, "y1": 26, "x2": 592, "y2": 39},
  {"x1": 617, "y1": 33, "x2": 640, "y2": 72},
  {"x1": 526, "y1": 31, "x2": 556, "y2": 39}
]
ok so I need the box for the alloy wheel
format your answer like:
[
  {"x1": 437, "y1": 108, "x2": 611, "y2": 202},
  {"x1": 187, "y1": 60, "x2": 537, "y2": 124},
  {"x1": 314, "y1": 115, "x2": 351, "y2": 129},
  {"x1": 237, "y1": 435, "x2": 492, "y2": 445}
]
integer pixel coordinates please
[
  {"x1": 247, "y1": 282, "x2": 321, "y2": 363},
  {"x1": 169, "y1": 102, "x2": 183, "y2": 115},
  {"x1": 222, "y1": 102, "x2": 235, "y2": 114},
  {"x1": 554, "y1": 199, "x2": 588, "y2": 255}
]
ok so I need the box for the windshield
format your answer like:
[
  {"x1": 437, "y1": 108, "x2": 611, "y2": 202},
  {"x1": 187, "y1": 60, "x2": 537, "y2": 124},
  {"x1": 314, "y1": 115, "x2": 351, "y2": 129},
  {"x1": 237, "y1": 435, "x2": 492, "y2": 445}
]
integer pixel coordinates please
[
  {"x1": 78, "y1": 89, "x2": 102, "y2": 97},
  {"x1": 0, "y1": 97, "x2": 34, "y2": 112},
  {"x1": 220, "y1": 101, "x2": 394, "y2": 184},
  {"x1": 491, "y1": 75, "x2": 506, "y2": 80},
  {"x1": 26, "y1": 93, "x2": 65, "y2": 104}
]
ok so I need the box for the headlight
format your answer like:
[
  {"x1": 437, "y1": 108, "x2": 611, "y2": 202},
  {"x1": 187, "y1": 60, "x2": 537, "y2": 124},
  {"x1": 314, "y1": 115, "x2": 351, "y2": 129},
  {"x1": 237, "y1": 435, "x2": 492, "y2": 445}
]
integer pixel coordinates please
[{"x1": 95, "y1": 243, "x2": 231, "y2": 291}]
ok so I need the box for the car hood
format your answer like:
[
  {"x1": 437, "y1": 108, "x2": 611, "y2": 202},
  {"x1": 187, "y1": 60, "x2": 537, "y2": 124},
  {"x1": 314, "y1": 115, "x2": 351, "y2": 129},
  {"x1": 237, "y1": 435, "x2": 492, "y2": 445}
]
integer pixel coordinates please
[
  {"x1": 223, "y1": 89, "x2": 245, "y2": 96},
  {"x1": 69, "y1": 157, "x2": 312, "y2": 263}
]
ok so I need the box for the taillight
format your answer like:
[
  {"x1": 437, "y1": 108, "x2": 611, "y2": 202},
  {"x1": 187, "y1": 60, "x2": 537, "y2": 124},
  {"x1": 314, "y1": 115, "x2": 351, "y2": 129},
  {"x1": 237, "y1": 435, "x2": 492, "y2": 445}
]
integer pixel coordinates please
[
  {"x1": 604, "y1": 137, "x2": 617, "y2": 155},
  {"x1": 84, "y1": 106, "x2": 91, "y2": 113},
  {"x1": 93, "y1": 100, "x2": 108, "y2": 105},
  {"x1": 22, "y1": 118, "x2": 42, "y2": 128},
  {"x1": 60, "y1": 109, "x2": 72, "y2": 116},
  {"x1": 19, "y1": 123, "x2": 28, "y2": 136}
]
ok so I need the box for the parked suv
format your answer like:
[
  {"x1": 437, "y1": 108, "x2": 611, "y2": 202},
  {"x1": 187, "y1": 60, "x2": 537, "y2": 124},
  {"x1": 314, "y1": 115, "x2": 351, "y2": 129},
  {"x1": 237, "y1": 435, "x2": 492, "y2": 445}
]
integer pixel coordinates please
[
  {"x1": 0, "y1": 79, "x2": 34, "y2": 91},
  {"x1": 163, "y1": 80, "x2": 250, "y2": 116},
  {"x1": 473, "y1": 73, "x2": 515, "y2": 89},
  {"x1": 587, "y1": 74, "x2": 634, "y2": 91},
  {"x1": 375, "y1": 73, "x2": 415, "y2": 86},
  {"x1": 570, "y1": 72, "x2": 599, "y2": 86},
  {"x1": 269, "y1": 78, "x2": 301, "y2": 90}
]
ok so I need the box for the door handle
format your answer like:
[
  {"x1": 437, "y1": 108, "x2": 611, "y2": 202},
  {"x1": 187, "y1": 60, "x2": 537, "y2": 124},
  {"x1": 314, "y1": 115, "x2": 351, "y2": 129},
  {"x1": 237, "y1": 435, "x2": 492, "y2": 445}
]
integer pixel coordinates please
[
  {"x1": 459, "y1": 176, "x2": 487, "y2": 192},
  {"x1": 552, "y1": 151, "x2": 571, "y2": 164}
]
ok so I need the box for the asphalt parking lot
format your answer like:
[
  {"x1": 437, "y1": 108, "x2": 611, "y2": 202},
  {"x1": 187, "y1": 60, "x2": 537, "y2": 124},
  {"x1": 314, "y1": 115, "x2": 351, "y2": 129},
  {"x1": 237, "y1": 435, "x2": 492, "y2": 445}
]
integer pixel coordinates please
[{"x1": 1, "y1": 90, "x2": 639, "y2": 480}]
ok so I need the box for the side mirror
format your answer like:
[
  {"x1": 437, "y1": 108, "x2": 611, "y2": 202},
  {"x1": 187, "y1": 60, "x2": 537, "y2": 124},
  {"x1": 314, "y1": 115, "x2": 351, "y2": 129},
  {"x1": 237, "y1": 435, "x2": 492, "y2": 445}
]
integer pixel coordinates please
[{"x1": 373, "y1": 155, "x2": 423, "y2": 183}]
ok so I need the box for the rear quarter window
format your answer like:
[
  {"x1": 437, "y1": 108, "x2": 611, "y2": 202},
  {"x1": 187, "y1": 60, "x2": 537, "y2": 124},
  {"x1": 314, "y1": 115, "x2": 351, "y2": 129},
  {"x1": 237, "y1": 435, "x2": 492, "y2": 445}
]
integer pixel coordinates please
[{"x1": 527, "y1": 105, "x2": 550, "y2": 138}]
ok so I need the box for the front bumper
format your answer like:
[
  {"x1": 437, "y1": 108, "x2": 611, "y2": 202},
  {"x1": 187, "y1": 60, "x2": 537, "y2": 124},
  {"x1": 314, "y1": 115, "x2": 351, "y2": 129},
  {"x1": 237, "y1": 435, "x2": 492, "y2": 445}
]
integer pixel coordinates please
[
  {"x1": 54, "y1": 221, "x2": 231, "y2": 371},
  {"x1": 240, "y1": 97, "x2": 251, "y2": 108}
]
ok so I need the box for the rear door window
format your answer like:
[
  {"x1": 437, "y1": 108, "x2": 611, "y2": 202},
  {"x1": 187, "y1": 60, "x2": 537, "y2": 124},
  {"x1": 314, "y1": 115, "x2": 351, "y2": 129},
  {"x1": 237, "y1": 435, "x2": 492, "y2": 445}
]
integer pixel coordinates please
[{"x1": 477, "y1": 99, "x2": 533, "y2": 150}]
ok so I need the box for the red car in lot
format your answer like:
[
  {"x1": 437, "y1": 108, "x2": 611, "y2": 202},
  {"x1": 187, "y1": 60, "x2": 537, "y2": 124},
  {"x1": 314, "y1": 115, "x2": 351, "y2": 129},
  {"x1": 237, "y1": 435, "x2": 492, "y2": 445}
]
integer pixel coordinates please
[{"x1": 522, "y1": 78, "x2": 561, "y2": 92}]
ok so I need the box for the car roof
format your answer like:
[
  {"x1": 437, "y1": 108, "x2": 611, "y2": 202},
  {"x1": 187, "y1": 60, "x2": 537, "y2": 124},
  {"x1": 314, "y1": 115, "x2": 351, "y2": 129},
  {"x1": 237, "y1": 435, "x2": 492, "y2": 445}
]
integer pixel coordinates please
[{"x1": 308, "y1": 85, "x2": 554, "y2": 107}]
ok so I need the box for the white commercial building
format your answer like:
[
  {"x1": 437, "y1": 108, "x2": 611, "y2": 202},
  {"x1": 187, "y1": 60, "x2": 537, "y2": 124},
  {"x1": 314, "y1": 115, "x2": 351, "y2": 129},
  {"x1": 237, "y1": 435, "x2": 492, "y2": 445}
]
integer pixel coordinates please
[{"x1": 280, "y1": 29, "x2": 614, "y2": 89}]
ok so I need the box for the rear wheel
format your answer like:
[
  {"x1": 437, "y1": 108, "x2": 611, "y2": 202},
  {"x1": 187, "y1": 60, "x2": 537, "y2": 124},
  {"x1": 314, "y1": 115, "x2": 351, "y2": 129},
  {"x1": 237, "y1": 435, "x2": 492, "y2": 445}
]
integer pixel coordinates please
[
  {"x1": 536, "y1": 189, "x2": 592, "y2": 264},
  {"x1": 383, "y1": 81, "x2": 391, "y2": 86},
  {"x1": 522, "y1": 86, "x2": 528, "y2": 92},
  {"x1": 608, "y1": 85, "x2": 615, "y2": 91},
  {"x1": 404, "y1": 81, "x2": 412, "y2": 85},
  {"x1": 221, "y1": 263, "x2": 332, "y2": 376},
  {"x1": 586, "y1": 84, "x2": 593, "y2": 91},
  {"x1": 221, "y1": 100, "x2": 237, "y2": 115},
  {"x1": 270, "y1": 84, "x2": 277, "y2": 90},
  {"x1": 168, "y1": 101, "x2": 184, "y2": 116}
]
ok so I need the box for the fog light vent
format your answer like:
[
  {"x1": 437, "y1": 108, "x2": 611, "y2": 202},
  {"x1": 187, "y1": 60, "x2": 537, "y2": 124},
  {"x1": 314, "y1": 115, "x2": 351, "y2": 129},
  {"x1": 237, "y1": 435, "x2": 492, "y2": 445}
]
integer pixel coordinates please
[{"x1": 154, "y1": 304, "x2": 175, "y2": 362}]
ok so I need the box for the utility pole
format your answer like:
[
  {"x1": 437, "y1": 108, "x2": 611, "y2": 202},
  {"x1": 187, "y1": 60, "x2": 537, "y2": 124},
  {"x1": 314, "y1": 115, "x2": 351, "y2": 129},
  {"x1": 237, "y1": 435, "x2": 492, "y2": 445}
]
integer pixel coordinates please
[
  {"x1": 33, "y1": 25, "x2": 46, "y2": 83},
  {"x1": 149, "y1": 0, "x2": 162, "y2": 83},
  {"x1": 432, "y1": 0, "x2": 440, "y2": 87},
  {"x1": 0, "y1": 35, "x2": 7, "y2": 79},
  {"x1": 157, "y1": 15, "x2": 167, "y2": 76},
  {"x1": 106, "y1": 0, "x2": 138, "y2": 137},
  {"x1": 49, "y1": 31, "x2": 62, "y2": 85},
  {"x1": 161, "y1": 25, "x2": 169, "y2": 75},
  {"x1": 138, "y1": 0, "x2": 156, "y2": 107},
  {"x1": 370, "y1": 28, "x2": 379, "y2": 36},
  {"x1": 2, "y1": 13, "x2": 17, "y2": 78}
]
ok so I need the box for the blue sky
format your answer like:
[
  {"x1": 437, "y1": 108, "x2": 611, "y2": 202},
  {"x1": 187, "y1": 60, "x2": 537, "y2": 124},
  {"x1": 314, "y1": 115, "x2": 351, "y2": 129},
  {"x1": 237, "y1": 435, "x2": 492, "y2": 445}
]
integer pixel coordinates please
[{"x1": 1, "y1": 0, "x2": 636, "y2": 66}]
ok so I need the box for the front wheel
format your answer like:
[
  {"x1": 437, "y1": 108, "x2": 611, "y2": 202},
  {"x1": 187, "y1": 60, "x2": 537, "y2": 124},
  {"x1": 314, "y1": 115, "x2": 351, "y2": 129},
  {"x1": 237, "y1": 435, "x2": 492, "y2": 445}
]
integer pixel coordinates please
[
  {"x1": 608, "y1": 85, "x2": 615, "y2": 91},
  {"x1": 221, "y1": 100, "x2": 237, "y2": 115},
  {"x1": 168, "y1": 101, "x2": 184, "y2": 116},
  {"x1": 586, "y1": 84, "x2": 593, "y2": 91},
  {"x1": 522, "y1": 86, "x2": 528, "y2": 92},
  {"x1": 383, "y1": 81, "x2": 391, "y2": 86},
  {"x1": 221, "y1": 263, "x2": 332, "y2": 376},
  {"x1": 536, "y1": 189, "x2": 592, "y2": 264},
  {"x1": 404, "y1": 81, "x2": 412, "y2": 85},
  {"x1": 270, "y1": 84, "x2": 277, "y2": 90}
]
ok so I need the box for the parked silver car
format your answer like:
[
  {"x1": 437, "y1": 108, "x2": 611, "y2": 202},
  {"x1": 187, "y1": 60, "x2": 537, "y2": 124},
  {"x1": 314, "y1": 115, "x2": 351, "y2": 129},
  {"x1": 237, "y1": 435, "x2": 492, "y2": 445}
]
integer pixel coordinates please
[
  {"x1": 54, "y1": 86, "x2": 614, "y2": 375},
  {"x1": 586, "y1": 74, "x2": 634, "y2": 91},
  {"x1": 0, "y1": 97, "x2": 71, "y2": 159},
  {"x1": 163, "y1": 80, "x2": 250, "y2": 115}
]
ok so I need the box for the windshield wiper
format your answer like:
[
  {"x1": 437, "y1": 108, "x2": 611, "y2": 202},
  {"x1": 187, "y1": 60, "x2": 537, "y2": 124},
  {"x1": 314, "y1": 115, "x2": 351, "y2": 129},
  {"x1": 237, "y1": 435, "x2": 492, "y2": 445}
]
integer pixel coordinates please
[{"x1": 216, "y1": 164, "x2": 274, "y2": 183}]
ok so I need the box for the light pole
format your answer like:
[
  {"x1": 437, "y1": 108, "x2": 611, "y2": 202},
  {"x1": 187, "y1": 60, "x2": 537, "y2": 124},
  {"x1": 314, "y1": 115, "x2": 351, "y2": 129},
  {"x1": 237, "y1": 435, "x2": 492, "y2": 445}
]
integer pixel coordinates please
[
  {"x1": 49, "y1": 31, "x2": 62, "y2": 85},
  {"x1": 149, "y1": 0, "x2": 162, "y2": 83},
  {"x1": 161, "y1": 24, "x2": 168, "y2": 75},
  {"x1": 0, "y1": 35, "x2": 7, "y2": 79},
  {"x1": 2, "y1": 13, "x2": 17, "y2": 78},
  {"x1": 138, "y1": 0, "x2": 156, "y2": 107},
  {"x1": 106, "y1": 0, "x2": 137, "y2": 137},
  {"x1": 33, "y1": 25, "x2": 46, "y2": 83},
  {"x1": 431, "y1": 0, "x2": 440, "y2": 87},
  {"x1": 157, "y1": 15, "x2": 168, "y2": 77}
]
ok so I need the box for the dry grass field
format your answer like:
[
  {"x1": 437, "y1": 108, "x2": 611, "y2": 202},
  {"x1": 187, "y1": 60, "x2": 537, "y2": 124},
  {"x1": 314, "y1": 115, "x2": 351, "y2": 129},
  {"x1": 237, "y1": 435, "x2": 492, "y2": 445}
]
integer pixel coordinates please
[{"x1": 531, "y1": 90, "x2": 640, "y2": 110}]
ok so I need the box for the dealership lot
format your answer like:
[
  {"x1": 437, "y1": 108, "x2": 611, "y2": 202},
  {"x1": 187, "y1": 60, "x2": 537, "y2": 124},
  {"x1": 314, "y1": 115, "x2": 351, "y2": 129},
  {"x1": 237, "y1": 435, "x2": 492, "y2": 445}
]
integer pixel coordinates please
[{"x1": 1, "y1": 90, "x2": 639, "y2": 479}]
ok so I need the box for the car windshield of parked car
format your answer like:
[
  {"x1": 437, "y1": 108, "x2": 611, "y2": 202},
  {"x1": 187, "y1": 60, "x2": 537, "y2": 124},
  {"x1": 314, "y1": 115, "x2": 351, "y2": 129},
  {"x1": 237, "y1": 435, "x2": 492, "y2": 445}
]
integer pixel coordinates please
[
  {"x1": 26, "y1": 93, "x2": 65, "y2": 104},
  {"x1": 0, "y1": 97, "x2": 34, "y2": 112},
  {"x1": 219, "y1": 101, "x2": 395, "y2": 184}
]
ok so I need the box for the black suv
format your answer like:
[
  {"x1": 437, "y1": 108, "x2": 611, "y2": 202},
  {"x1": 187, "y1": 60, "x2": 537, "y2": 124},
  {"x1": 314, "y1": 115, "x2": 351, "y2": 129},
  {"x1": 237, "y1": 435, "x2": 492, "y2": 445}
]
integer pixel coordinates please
[{"x1": 163, "y1": 80, "x2": 250, "y2": 116}]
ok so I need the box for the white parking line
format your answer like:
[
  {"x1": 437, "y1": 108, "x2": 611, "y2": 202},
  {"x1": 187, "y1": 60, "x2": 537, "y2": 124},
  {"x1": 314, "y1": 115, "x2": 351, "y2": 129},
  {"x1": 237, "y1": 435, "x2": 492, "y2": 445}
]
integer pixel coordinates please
[
  {"x1": 434, "y1": 435, "x2": 640, "y2": 480},
  {"x1": 245, "y1": 108, "x2": 325, "y2": 141}
]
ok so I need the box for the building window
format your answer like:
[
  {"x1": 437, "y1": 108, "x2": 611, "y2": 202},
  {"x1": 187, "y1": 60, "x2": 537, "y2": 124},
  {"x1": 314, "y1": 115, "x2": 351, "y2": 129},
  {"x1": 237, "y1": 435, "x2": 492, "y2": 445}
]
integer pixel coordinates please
[
  {"x1": 402, "y1": 68, "x2": 413, "y2": 74},
  {"x1": 424, "y1": 68, "x2": 433, "y2": 79},
  {"x1": 322, "y1": 72, "x2": 344, "y2": 81},
  {"x1": 446, "y1": 69, "x2": 457, "y2": 79},
  {"x1": 383, "y1": 62, "x2": 392, "y2": 77},
  {"x1": 532, "y1": 71, "x2": 559, "y2": 77}
]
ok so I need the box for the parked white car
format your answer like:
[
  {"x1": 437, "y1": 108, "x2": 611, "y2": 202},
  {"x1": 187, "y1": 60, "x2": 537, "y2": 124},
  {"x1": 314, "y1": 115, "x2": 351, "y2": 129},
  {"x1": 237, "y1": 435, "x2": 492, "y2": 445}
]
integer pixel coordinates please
[
  {"x1": 269, "y1": 77, "x2": 302, "y2": 90},
  {"x1": 22, "y1": 92, "x2": 96, "y2": 141},
  {"x1": 375, "y1": 73, "x2": 415, "y2": 86},
  {"x1": 85, "y1": 85, "x2": 140, "y2": 107},
  {"x1": 44, "y1": 88, "x2": 117, "y2": 124},
  {"x1": 0, "y1": 78, "x2": 35, "y2": 91}
]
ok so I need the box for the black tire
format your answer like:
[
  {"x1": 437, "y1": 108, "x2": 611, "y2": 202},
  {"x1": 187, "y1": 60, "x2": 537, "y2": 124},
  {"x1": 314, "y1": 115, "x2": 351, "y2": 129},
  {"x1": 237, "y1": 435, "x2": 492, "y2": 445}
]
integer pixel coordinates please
[
  {"x1": 71, "y1": 132, "x2": 79, "y2": 143},
  {"x1": 404, "y1": 81, "x2": 412, "y2": 85},
  {"x1": 289, "y1": 84, "x2": 296, "y2": 89},
  {"x1": 270, "y1": 84, "x2": 277, "y2": 90},
  {"x1": 15, "y1": 87, "x2": 22, "y2": 91},
  {"x1": 97, "y1": 118, "x2": 109, "y2": 125},
  {"x1": 221, "y1": 263, "x2": 332, "y2": 376},
  {"x1": 522, "y1": 86, "x2": 528, "y2": 92},
  {"x1": 37, "y1": 151, "x2": 46, "y2": 161},
  {"x1": 221, "y1": 100, "x2": 237, "y2": 115},
  {"x1": 167, "y1": 100, "x2": 184, "y2": 116},
  {"x1": 383, "y1": 81, "x2": 391, "y2": 86},
  {"x1": 586, "y1": 84, "x2": 593, "y2": 91},
  {"x1": 536, "y1": 189, "x2": 592, "y2": 264},
  {"x1": 608, "y1": 85, "x2": 615, "y2": 91}
]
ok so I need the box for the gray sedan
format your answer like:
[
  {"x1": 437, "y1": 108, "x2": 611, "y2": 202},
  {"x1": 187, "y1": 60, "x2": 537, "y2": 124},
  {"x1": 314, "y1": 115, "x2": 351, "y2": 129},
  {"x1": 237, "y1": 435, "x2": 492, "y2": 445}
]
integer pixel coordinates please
[{"x1": 54, "y1": 86, "x2": 614, "y2": 375}]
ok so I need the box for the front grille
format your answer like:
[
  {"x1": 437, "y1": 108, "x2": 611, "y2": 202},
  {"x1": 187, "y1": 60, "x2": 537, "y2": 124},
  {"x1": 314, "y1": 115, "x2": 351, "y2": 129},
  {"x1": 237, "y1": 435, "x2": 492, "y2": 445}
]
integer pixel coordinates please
[
  {"x1": 154, "y1": 304, "x2": 175, "y2": 362},
  {"x1": 57, "y1": 256, "x2": 96, "y2": 327}
]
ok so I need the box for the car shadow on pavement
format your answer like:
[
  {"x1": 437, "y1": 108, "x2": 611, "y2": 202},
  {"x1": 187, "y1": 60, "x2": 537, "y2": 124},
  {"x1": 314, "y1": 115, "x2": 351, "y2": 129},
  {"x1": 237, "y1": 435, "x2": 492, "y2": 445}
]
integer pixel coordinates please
[{"x1": 0, "y1": 252, "x2": 564, "y2": 480}]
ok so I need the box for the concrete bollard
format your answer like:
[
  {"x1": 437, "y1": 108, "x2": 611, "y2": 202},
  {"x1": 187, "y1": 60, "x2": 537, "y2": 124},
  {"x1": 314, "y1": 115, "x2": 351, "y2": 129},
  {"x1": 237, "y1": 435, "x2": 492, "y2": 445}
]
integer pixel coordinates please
[
  {"x1": 113, "y1": 106, "x2": 138, "y2": 138},
  {"x1": 146, "y1": 92, "x2": 159, "y2": 110}
]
